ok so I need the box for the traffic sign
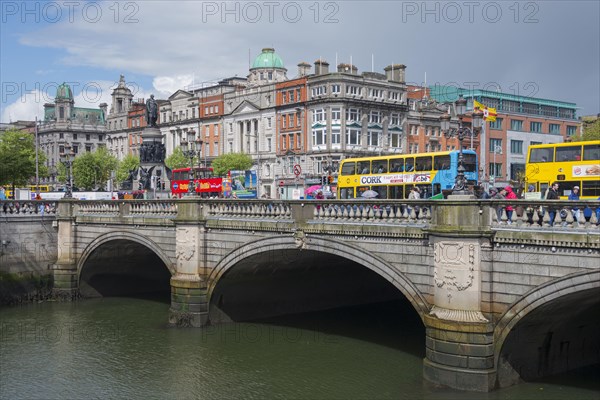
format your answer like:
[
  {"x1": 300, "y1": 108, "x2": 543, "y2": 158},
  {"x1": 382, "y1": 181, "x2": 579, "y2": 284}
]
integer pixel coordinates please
[{"x1": 293, "y1": 164, "x2": 302, "y2": 176}]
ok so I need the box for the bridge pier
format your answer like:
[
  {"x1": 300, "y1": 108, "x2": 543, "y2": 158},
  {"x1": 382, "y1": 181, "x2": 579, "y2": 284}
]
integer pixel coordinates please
[
  {"x1": 169, "y1": 202, "x2": 210, "y2": 327},
  {"x1": 52, "y1": 201, "x2": 79, "y2": 300},
  {"x1": 169, "y1": 276, "x2": 209, "y2": 327},
  {"x1": 423, "y1": 315, "x2": 496, "y2": 391},
  {"x1": 423, "y1": 196, "x2": 496, "y2": 391}
]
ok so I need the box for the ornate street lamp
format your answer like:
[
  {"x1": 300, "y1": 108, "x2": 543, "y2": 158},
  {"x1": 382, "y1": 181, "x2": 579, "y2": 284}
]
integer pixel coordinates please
[
  {"x1": 180, "y1": 129, "x2": 203, "y2": 196},
  {"x1": 59, "y1": 144, "x2": 76, "y2": 199},
  {"x1": 440, "y1": 95, "x2": 484, "y2": 194}
]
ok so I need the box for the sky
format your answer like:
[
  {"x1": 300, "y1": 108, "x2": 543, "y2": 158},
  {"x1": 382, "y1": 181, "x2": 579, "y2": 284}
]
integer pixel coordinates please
[{"x1": 1, "y1": 0, "x2": 599, "y2": 123}]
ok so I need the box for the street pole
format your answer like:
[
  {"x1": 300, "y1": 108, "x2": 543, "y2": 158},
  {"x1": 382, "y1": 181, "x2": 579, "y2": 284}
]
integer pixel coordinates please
[{"x1": 35, "y1": 117, "x2": 39, "y2": 197}]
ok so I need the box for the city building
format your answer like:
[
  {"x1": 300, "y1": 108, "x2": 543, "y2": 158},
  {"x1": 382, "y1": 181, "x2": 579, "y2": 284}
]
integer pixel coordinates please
[
  {"x1": 38, "y1": 82, "x2": 107, "y2": 187},
  {"x1": 430, "y1": 86, "x2": 579, "y2": 187}
]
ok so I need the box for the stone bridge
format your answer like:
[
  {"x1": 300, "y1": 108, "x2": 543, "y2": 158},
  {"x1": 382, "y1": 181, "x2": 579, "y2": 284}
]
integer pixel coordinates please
[{"x1": 1, "y1": 198, "x2": 599, "y2": 392}]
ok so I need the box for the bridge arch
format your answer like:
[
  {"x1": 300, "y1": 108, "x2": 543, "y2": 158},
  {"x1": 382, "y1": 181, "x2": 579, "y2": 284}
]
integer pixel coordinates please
[
  {"x1": 207, "y1": 235, "x2": 430, "y2": 321},
  {"x1": 77, "y1": 231, "x2": 175, "y2": 297},
  {"x1": 494, "y1": 270, "x2": 600, "y2": 387}
]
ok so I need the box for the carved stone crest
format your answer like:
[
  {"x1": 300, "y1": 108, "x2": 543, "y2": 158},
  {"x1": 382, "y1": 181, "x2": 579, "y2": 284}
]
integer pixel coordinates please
[
  {"x1": 293, "y1": 230, "x2": 307, "y2": 250},
  {"x1": 176, "y1": 227, "x2": 196, "y2": 267},
  {"x1": 431, "y1": 239, "x2": 487, "y2": 322}
]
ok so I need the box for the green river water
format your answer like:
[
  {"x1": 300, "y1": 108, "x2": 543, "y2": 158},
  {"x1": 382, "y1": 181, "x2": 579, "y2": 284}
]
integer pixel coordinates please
[{"x1": 1, "y1": 297, "x2": 598, "y2": 400}]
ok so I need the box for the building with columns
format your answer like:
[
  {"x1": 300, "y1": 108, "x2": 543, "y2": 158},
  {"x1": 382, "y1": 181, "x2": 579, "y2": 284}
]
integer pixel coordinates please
[{"x1": 38, "y1": 82, "x2": 107, "y2": 187}]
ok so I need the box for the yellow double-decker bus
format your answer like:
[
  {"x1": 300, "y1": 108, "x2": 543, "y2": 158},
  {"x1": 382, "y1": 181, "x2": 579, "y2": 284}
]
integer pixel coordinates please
[
  {"x1": 525, "y1": 140, "x2": 600, "y2": 199},
  {"x1": 337, "y1": 150, "x2": 479, "y2": 199}
]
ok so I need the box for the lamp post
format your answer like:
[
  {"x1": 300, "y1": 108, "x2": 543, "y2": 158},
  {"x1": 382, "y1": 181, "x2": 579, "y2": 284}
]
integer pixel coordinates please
[
  {"x1": 180, "y1": 129, "x2": 203, "y2": 196},
  {"x1": 440, "y1": 95, "x2": 484, "y2": 194},
  {"x1": 491, "y1": 144, "x2": 502, "y2": 186},
  {"x1": 34, "y1": 117, "x2": 40, "y2": 197},
  {"x1": 59, "y1": 144, "x2": 75, "y2": 199}
]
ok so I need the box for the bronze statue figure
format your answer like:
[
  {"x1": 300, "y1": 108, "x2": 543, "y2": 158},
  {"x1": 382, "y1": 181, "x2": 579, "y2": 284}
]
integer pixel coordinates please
[{"x1": 146, "y1": 94, "x2": 158, "y2": 127}]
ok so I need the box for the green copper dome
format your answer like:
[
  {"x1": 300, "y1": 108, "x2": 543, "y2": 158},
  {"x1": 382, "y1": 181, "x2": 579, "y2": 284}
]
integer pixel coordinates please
[
  {"x1": 56, "y1": 82, "x2": 73, "y2": 100},
  {"x1": 251, "y1": 48, "x2": 285, "y2": 69}
]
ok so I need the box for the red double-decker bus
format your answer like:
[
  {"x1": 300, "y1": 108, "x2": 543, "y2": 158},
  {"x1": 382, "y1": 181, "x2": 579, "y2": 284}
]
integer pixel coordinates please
[{"x1": 170, "y1": 166, "x2": 223, "y2": 197}]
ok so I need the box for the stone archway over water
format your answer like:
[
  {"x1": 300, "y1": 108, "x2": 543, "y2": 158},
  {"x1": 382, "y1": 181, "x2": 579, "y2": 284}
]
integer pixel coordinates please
[{"x1": 79, "y1": 239, "x2": 171, "y2": 299}]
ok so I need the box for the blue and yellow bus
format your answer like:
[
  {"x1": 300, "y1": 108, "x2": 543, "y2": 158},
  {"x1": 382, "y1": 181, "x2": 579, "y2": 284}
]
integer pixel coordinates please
[{"x1": 337, "y1": 150, "x2": 478, "y2": 199}]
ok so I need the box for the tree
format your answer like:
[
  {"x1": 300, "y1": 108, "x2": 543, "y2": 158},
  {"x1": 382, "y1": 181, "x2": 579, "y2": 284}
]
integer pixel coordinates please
[
  {"x1": 164, "y1": 147, "x2": 191, "y2": 170},
  {"x1": 211, "y1": 152, "x2": 253, "y2": 177},
  {"x1": 0, "y1": 129, "x2": 48, "y2": 189},
  {"x1": 71, "y1": 147, "x2": 118, "y2": 190},
  {"x1": 116, "y1": 154, "x2": 140, "y2": 184},
  {"x1": 571, "y1": 117, "x2": 600, "y2": 141}
]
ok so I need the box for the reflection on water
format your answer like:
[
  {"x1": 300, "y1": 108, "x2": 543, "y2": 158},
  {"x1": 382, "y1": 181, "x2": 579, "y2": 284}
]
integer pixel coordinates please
[{"x1": 1, "y1": 298, "x2": 598, "y2": 400}]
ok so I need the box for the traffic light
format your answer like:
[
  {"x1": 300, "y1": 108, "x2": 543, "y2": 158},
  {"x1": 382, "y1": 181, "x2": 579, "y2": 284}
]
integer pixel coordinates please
[
  {"x1": 327, "y1": 176, "x2": 334, "y2": 184},
  {"x1": 321, "y1": 176, "x2": 327, "y2": 185}
]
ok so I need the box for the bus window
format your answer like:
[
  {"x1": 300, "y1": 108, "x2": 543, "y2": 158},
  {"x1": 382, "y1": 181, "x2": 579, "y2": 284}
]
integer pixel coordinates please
[
  {"x1": 372, "y1": 160, "x2": 388, "y2": 173},
  {"x1": 582, "y1": 180, "x2": 600, "y2": 197},
  {"x1": 357, "y1": 186, "x2": 370, "y2": 197},
  {"x1": 556, "y1": 146, "x2": 582, "y2": 162},
  {"x1": 374, "y1": 186, "x2": 388, "y2": 199},
  {"x1": 389, "y1": 185, "x2": 404, "y2": 199},
  {"x1": 530, "y1": 148, "x2": 554, "y2": 162},
  {"x1": 415, "y1": 156, "x2": 432, "y2": 172},
  {"x1": 390, "y1": 159, "x2": 404, "y2": 172},
  {"x1": 339, "y1": 187, "x2": 354, "y2": 199},
  {"x1": 434, "y1": 155, "x2": 451, "y2": 170},
  {"x1": 405, "y1": 157, "x2": 415, "y2": 172},
  {"x1": 463, "y1": 154, "x2": 477, "y2": 172},
  {"x1": 416, "y1": 185, "x2": 430, "y2": 198},
  {"x1": 583, "y1": 144, "x2": 600, "y2": 161},
  {"x1": 433, "y1": 183, "x2": 441, "y2": 196},
  {"x1": 358, "y1": 161, "x2": 371, "y2": 174},
  {"x1": 341, "y1": 162, "x2": 356, "y2": 176}
]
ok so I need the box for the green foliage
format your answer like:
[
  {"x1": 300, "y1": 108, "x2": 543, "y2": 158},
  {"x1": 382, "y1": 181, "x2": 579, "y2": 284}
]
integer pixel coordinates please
[
  {"x1": 71, "y1": 147, "x2": 118, "y2": 190},
  {"x1": 116, "y1": 154, "x2": 140, "y2": 183},
  {"x1": 165, "y1": 147, "x2": 191, "y2": 170},
  {"x1": 0, "y1": 129, "x2": 47, "y2": 187},
  {"x1": 574, "y1": 118, "x2": 600, "y2": 141},
  {"x1": 211, "y1": 152, "x2": 253, "y2": 177}
]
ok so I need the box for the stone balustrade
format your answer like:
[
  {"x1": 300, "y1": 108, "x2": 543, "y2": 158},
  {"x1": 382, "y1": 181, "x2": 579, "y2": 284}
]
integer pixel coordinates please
[{"x1": 0, "y1": 200, "x2": 57, "y2": 216}]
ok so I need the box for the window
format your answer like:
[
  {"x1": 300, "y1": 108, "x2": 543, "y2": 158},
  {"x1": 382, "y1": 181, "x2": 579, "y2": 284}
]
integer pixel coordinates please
[
  {"x1": 567, "y1": 126, "x2": 578, "y2": 136},
  {"x1": 346, "y1": 108, "x2": 360, "y2": 121},
  {"x1": 86, "y1": 134, "x2": 91, "y2": 141},
  {"x1": 510, "y1": 119, "x2": 523, "y2": 131},
  {"x1": 59, "y1": 133, "x2": 64, "y2": 139},
  {"x1": 367, "y1": 130, "x2": 380, "y2": 146},
  {"x1": 358, "y1": 161, "x2": 370, "y2": 174},
  {"x1": 531, "y1": 141, "x2": 542, "y2": 146},
  {"x1": 389, "y1": 91, "x2": 399, "y2": 101},
  {"x1": 341, "y1": 162, "x2": 356, "y2": 176},
  {"x1": 510, "y1": 163, "x2": 525, "y2": 181},
  {"x1": 86, "y1": 145, "x2": 92, "y2": 152},
  {"x1": 489, "y1": 163, "x2": 502, "y2": 177},
  {"x1": 369, "y1": 111, "x2": 381, "y2": 124},
  {"x1": 369, "y1": 88, "x2": 382, "y2": 98},
  {"x1": 267, "y1": 138, "x2": 272, "y2": 152},
  {"x1": 282, "y1": 116, "x2": 287, "y2": 128},
  {"x1": 582, "y1": 180, "x2": 600, "y2": 197},
  {"x1": 312, "y1": 128, "x2": 327, "y2": 146},
  {"x1": 98, "y1": 135, "x2": 103, "y2": 141},
  {"x1": 583, "y1": 144, "x2": 600, "y2": 161},
  {"x1": 331, "y1": 127, "x2": 341, "y2": 144},
  {"x1": 331, "y1": 84, "x2": 341, "y2": 94},
  {"x1": 59, "y1": 106, "x2": 64, "y2": 119},
  {"x1": 530, "y1": 121, "x2": 542, "y2": 133},
  {"x1": 213, "y1": 142, "x2": 219, "y2": 156},
  {"x1": 415, "y1": 156, "x2": 432, "y2": 171},
  {"x1": 405, "y1": 157, "x2": 415, "y2": 172},
  {"x1": 434, "y1": 155, "x2": 451, "y2": 170},
  {"x1": 267, "y1": 118, "x2": 272, "y2": 128},
  {"x1": 490, "y1": 138, "x2": 502, "y2": 153},
  {"x1": 390, "y1": 113, "x2": 400, "y2": 126},
  {"x1": 331, "y1": 108, "x2": 341, "y2": 121},
  {"x1": 549, "y1": 123, "x2": 560, "y2": 134},
  {"x1": 390, "y1": 132, "x2": 402, "y2": 148},
  {"x1": 489, "y1": 118, "x2": 503, "y2": 130},
  {"x1": 72, "y1": 145, "x2": 78, "y2": 154},
  {"x1": 313, "y1": 108, "x2": 325, "y2": 123},
  {"x1": 529, "y1": 147, "x2": 553, "y2": 162},
  {"x1": 346, "y1": 128, "x2": 360, "y2": 145},
  {"x1": 346, "y1": 85, "x2": 360, "y2": 95},
  {"x1": 289, "y1": 90, "x2": 295, "y2": 102},
  {"x1": 510, "y1": 140, "x2": 523, "y2": 154},
  {"x1": 556, "y1": 145, "x2": 581, "y2": 162},
  {"x1": 312, "y1": 86, "x2": 326, "y2": 97}
]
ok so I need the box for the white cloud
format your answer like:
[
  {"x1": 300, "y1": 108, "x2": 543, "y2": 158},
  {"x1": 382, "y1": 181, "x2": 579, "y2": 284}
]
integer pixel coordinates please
[
  {"x1": 152, "y1": 75, "x2": 194, "y2": 97},
  {"x1": 1, "y1": 91, "x2": 45, "y2": 123}
]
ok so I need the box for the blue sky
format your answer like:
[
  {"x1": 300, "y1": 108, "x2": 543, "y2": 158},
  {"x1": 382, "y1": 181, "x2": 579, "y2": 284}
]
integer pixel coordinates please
[{"x1": 1, "y1": 1, "x2": 599, "y2": 123}]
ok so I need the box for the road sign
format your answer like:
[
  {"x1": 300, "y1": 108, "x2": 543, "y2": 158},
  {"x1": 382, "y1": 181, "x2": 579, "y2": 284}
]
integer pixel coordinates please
[{"x1": 293, "y1": 164, "x2": 302, "y2": 176}]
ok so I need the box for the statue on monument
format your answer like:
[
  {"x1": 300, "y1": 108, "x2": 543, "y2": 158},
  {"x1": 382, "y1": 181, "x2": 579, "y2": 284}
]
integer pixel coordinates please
[{"x1": 146, "y1": 94, "x2": 158, "y2": 128}]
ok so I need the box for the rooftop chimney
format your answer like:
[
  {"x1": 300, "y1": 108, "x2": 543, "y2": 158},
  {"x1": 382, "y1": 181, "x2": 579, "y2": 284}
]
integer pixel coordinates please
[
  {"x1": 384, "y1": 64, "x2": 406, "y2": 83},
  {"x1": 314, "y1": 59, "x2": 329, "y2": 75},
  {"x1": 337, "y1": 63, "x2": 358, "y2": 74},
  {"x1": 297, "y1": 62, "x2": 311, "y2": 77}
]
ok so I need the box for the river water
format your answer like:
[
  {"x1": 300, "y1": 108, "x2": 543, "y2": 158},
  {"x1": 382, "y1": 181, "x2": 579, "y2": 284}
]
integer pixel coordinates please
[{"x1": 1, "y1": 297, "x2": 598, "y2": 400}]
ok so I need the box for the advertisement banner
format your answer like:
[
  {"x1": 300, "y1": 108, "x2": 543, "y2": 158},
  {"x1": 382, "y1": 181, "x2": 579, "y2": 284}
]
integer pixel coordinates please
[{"x1": 229, "y1": 170, "x2": 258, "y2": 198}]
